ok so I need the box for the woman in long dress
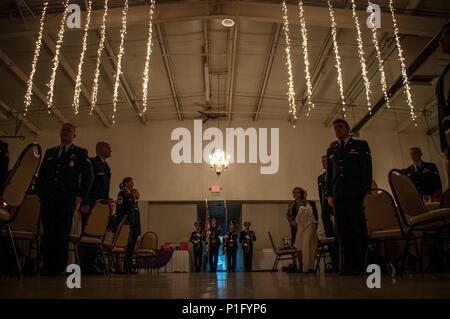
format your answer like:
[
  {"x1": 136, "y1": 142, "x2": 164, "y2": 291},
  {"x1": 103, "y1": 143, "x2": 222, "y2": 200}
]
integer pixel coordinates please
[{"x1": 295, "y1": 190, "x2": 318, "y2": 273}]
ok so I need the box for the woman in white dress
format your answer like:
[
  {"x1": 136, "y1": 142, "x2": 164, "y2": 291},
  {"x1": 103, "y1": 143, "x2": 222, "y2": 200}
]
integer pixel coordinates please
[{"x1": 295, "y1": 190, "x2": 318, "y2": 273}]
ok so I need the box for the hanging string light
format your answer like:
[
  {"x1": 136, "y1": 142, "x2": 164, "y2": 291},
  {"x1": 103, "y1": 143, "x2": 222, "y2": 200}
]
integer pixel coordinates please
[
  {"x1": 72, "y1": 0, "x2": 92, "y2": 115},
  {"x1": 297, "y1": 0, "x2": 315, "y2": 117},
  {"x1": 368, "y1": 0, "x2": 391, "y2": 110},
  {"x1": 24, "y1": 1, "x2": 48, "y2": 116},
  {"x1": 327, "y1": 0, "x2": 346, "y2": 115},
  {"x1": 350, "y1": 0, "x2": 371, "y2": 113},
  {"x1": 90, "y1": 0, "x2": 109, "y2": 115},
  {"x1": 111, "y1": 0, "x2": 128, "y2": 124},
  {"x1": 141, "y1": 0, "x2": 156, "y2": 115},
  {"x1": 389, "y1": 0, "x2": 416, "y2": 124},
  {"x1": 46, "y1": 0, "x2": 70, "y2": 113},
  {"x1": 281, "y1": 0, "x2": 297, "y2": 120}
]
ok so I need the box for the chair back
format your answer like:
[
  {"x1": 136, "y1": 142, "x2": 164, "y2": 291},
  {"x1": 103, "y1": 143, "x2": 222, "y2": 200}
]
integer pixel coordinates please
[
  {"x1": 0, "y1": 143, "x2": 41, "y2": 209},
  {"x1": 113, "y1": 218, "x2": 130, "y2": 249},
  {"x1": 440, "y1": 188, "x2": 450, "y2": 208},
  {"x1": 81, "y1": 202, "x2": 110, "y2": 240},
  {"x1": 363, "y1": 188, "x2": 404, "y2": 236},
  {"x1": 388, "y1": 169, "x2": 427, "y2": 222},
  {"x1": 139, "y1": 231, "x2": 158, "y2": 250},
  {"x1": 10, "y1": 194, "x2": 41, "y2": 235},
  {"x1": 268, "y1": 232, "x2": 277, "y2": 253}
]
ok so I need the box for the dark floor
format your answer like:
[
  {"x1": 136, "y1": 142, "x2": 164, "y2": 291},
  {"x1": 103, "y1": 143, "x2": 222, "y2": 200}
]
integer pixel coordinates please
[{"x1": 1, "y1": 272, "x2": 450, "y2": 299}]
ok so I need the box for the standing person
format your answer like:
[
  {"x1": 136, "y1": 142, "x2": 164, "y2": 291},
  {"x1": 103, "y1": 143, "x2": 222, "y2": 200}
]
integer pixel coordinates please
[
  {"x1": 239, "y1": 221, "x2": 256, "y2": 272},
  {"x1": 190, "y1": 222, "x2": 204, "y2": 272},
  {"x1": 437, "y1": 22, "x2": 450, "y2": 186},
  {"x1": 116, "y1": 177, "x2": 139, "y2": 273},
  {"x1": 80, "y1": 141, "x2": 112, "y2": 274},
  {"x1": 36, "y1": 123, "x2": 93, "y2": 275},
  {"x1": 206, "y1": 217, "x2": 221, "y2": 272},
  {"x1": 223, "y1": 220, "x2": 238, "y2": 272},
  {"x1": 286, "y1": 187, "x2": 306, "y2": 271},
  {"x1": 402, "y1": 147, "x2": 443, "y2": 201},
  {"x1": 318, "y1": 155, "x2": 339, "y2": 273},
  {"x1": 326, "y1": 119, "x2": 372, "y2": 276},
  {"x1": 295, "y1": 188, "x2": 318, "y2": 273}
]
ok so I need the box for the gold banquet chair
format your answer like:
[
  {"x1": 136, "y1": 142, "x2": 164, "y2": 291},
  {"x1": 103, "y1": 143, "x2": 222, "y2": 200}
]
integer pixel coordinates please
[
  {"x1": 134, "y1": 231, "x2": 158, "y2": 274},
  {"x1": 1, "y1": 194, "x2": 41, "y2": 274},
  {"x1": 0, "y1": 143, "x2": 42, "y2": 277},
  {"x1": 268, "y1": 232, "x2": 297, "y2": 272},
  {"x1": 388, "y1": 169, "x2": 450, "y2": 275},
  {"x1": 440, "y1": 188, "x2": 450, "y2": 209},
  {"x1": 108, "y1": 218, "x2": 130, "y2": 273},
  {"x1": 363, "y1": 188, "x2": 410, "y2": 274},
  {"x1": 71, "y1": 201, "x2": 110, "y2": 272},
  {"x1": 315, "y1": 237, "x2": 336, "y2": 273}
]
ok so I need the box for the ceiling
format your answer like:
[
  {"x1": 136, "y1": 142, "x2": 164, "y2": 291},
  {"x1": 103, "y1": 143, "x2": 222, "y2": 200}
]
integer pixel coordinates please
[{"x1": 0, "y1": 0, "x2": 449, "y2": 137}]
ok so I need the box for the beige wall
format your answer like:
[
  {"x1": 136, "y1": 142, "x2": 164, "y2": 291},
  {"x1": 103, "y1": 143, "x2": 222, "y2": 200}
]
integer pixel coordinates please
[{"x1": 4, "y1": 119, "x2": 447, "y2": 202}]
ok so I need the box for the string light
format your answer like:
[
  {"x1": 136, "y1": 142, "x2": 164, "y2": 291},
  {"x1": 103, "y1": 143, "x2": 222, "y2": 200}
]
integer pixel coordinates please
[
  {"x1": 389, "y1": 0, "x2": 416, "y2": 124},
  {"x1": 368, "y1": 0, "x2": 391, "y2": 110},
  {"x1": 112, "y1": 0, "x2": 128, "y2": 124},
  {"x1": 281, "y1": 0, "x2": 297, "y2": 120},
  {"x1": 350, "y1": 0, "x2": 371, "y2": 113},
  {"x1": 46, "y1": 0, "x2": 70, "y2": 113},
  {"x1": 72, "y1": 0, "x2": 92, "y2": 115},
  {"x1": 91, "y1": 0, "x2": 109, "y2": 115},
  {"x1": 297, "y1": 0, "x2": 315, "y2": 117},
  {"x1": 327, "y1": 0, "x2": 346, "y2": 115},
  {"x1": 141, "y1": 0, "x2": 156, "y2": 115},
  {"x1": 24, "y1": 1, "x2": 48, "y2": 116}
]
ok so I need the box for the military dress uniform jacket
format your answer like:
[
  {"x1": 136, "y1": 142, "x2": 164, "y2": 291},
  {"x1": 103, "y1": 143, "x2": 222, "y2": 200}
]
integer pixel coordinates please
[
  {"x1": 437, "y1": 63, "x2": 450, "y2": 152},
  {"x1": 85, "y1": 155, "x2": 111, "y2": 205},
  {"x1": 36, "y1": 144, "x2": 93, "y2": 201},
  {"x1": 318, "y1": 172, "x2": 328, "y2": 205},
  {"x1": 116, "y1": 189, "x2": 140, "y2": 232},
  {"x1": 223, "y1": 230, "x2": 238, "y2": 252},
  {"x1": 208, "y1": 225, "x2": 222, "y2": 248},
  {"x1": 326, "y1": 138, "x2": 372, "y2": 200},
  {"x1": 401, "y1": 162, "x2": 442, "y2": 197},
  {"x1": 190, "y1": 231, "x2": 204, "y2": 252},
  {"x1": 239, "y1": 230, "x2": 256, "y2": 251}
]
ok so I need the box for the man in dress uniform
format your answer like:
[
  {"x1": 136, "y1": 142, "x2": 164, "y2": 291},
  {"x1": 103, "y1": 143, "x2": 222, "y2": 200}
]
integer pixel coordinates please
[
  {"x1": 318, "y1": 155, "x2": 339, "y2": 273},
  {"x1": 36, "y1": 123, "x2": 93, "y2": 275},
  {"x1": 206, "y1": 217, "x2": 221, "y2": 272},
  {"x1": 80, "y1": 142, "x2": 112, "y2": 274},
  {"x1": 239, "y1": 221, "x2": 256, "y2": 272},
  {"x1": 326, "y1": 119, "x2": 372, "y2": 275},
  {"x1": 437, "y1": 22, "x2": 450, "y2": 185},
  {"x1": 402, "y1": 147, "x2": 442, "y2": 200},
  {"x1": 223, "y1": 220, "x2": 238, "y2": 272},
  {"x1": 190, "y1": 222, "x2": 204, "y2": 272}
]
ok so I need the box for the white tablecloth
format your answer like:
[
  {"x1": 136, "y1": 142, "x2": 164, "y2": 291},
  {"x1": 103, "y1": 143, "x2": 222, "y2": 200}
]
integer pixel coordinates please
[
  {"x1": 252, "y1": 249, "x2": 293, "y2": 271},
  {"x1": 163, "y1": 250, "x2": 191, "y2": 272}
]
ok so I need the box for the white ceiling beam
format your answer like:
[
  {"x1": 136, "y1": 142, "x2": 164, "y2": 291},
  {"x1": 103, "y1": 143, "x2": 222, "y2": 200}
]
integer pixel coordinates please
[
  {"x1": 226, "y1": 21, "x2": 238, "y2": 125},
  {"x1": 0, "y1": 48, "x2": 68, "y2": 124},
  {"x1": 42, "y1": 33, "x2": 111, "y2": 128},
  {"x1": 102, "y1": 33, "x2": 146, "y2": 125},
  {"x1": 155, "y1": 24, "x2": 183, "y2": 121},
  {"x1": 0, "y1": 1, "x2": 444, "y2": 38},
  {"x1": 203, "y1": 20, "x2": 211, "y2": 106},
  {"x1": 254, "y1": 23, "x2": 281, "y2": 121},
  {"x1": 0, "y1": 98, "x2": 40, "y2": 135}
]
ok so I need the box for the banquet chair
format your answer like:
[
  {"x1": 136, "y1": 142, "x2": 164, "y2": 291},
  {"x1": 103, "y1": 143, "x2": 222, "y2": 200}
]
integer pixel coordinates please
[
  {"x1": 363, "y1": 188, "x2": 409, "y2": 274},
  {"x1": 0, "y1": 143, "x2": 42, "y2": 277},
  {"x1": 134, "y1": 231, "x2": 158, "y2": 274},
  {"x1": 315, "y1": 237, "x2": 335, "y2": 273},
  {"x1": 71, "y1": 201, "x2": 110, "y2": 273},
  {"x1": 268, "y1": 232, "x2": 297, "y2": 272},
  {"x1": 388, "y1": 169, "x2": 450, "y2": 275},
  {"x1": 1, "y1": 194, "x2": 41, "y2": 274},
  {"x1": 440, "y1": 188, "x2": 450, "y2": 209},
  {"x1": 107, "y1": 218, "x2": 130, "y2": 273}
]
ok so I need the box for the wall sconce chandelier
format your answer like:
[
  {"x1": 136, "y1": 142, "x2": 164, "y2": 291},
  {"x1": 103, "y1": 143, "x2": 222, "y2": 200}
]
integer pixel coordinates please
[{"x1": 209, "y1": 149, "x2": 230, "y2": 176}]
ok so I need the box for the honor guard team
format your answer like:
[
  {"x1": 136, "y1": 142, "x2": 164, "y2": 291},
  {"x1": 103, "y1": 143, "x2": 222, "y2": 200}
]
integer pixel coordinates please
[{"x1": 28, "y1": 115, "x2": 444, "y2": 275}]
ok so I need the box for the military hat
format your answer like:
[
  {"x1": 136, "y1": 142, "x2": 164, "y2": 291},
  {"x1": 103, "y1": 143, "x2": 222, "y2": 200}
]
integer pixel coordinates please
[
  {"x1": 229, "y1": 220, "x2": 236, "y2": 226},
  {"x1": 194, "y1": 221, "x2": 200, "y2": 226},
  {"x1": 244, "y1": 221, "x2": 251, "y2": 226},
  {"x1": 209, "y1": 217, "x2": 216, "y2": 221}
]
